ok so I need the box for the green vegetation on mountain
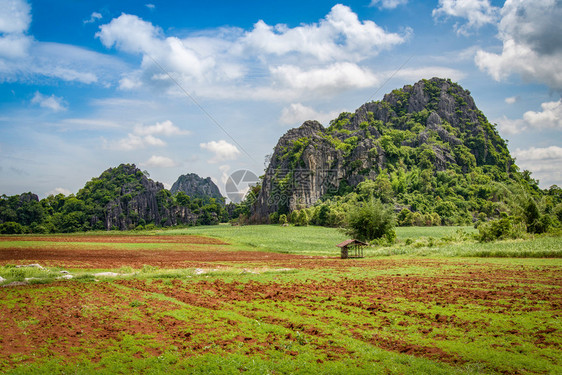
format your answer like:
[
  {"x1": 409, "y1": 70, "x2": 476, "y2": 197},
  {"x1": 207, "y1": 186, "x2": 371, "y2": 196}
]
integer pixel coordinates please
[
  {"x1": 0, "y1": 164, "x2": 228, "y2": 233},
  {"x1": 2, "y1": 78, "x2": 562, "y2": 238},
  {"x1": 252, "y1": 78, "x2": 562, "y2": 239}
]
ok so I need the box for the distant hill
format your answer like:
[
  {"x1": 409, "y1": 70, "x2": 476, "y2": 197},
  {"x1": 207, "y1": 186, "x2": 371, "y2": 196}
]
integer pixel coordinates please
[
  {"x1": 171, "y1": 173, "x2": 225, "y2": 205},
  {"x1": 0, "y1": 164, "x2": 227, "y2": 233},
  {"x1": 252, "y1": 78, "x2": 544, "y2": 225},
  {"x1": 76, "y1": 164, "x2": 201, "y2": 230}
]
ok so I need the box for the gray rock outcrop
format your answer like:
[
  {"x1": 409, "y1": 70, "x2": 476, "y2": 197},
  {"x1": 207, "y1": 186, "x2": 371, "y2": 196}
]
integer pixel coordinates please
[
  {"x1": 253, "y1": 78, "x2": 513, "y2": 220},
  {"x1": 170, "y1": 173, "x2": 225, "y2": 205}
]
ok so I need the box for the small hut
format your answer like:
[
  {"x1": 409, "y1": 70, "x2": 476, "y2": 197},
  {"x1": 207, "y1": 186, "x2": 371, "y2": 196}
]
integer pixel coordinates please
[{"x1": 336, "y1": 239, "x2": 368, "y2": 259}]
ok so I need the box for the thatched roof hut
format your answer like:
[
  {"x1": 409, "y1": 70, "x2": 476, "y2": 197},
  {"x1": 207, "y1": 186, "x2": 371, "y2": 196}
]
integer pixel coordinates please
[{"x1": 336, "y1": 239, "x2": 368, "y2": 259}]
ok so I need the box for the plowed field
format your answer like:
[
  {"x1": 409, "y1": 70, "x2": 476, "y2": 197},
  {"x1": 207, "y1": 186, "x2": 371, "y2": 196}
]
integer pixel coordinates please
[
  {"x1": 1, "y1": 232, "x2": 561, "y2": 374},
  {"x1": 0, "y1": 234, "x2": 321, "y2": 268}
]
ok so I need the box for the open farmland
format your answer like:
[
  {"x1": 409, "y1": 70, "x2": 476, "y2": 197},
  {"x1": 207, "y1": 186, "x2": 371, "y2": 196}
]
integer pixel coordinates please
[{"x1": 0, "y1": 226, "x2": 561, "y2": 374}]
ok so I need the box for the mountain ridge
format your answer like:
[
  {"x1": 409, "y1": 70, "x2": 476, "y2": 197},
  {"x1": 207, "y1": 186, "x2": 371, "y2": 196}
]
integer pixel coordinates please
[
  {"x1": 171, "y1": 173, "x2": 225, "y2": 205},
  {"x1": 252, "y1": 78, "x2": 522, "y2": 224}
]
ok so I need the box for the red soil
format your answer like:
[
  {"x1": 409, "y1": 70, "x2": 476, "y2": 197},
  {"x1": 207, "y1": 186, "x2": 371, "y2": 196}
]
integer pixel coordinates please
[
  {"x1": 0, "y1": 234, "x2": 228, "y2": 245},
  {"x1": 0, "y1": 234, "x2": 323, "y2": 268}
]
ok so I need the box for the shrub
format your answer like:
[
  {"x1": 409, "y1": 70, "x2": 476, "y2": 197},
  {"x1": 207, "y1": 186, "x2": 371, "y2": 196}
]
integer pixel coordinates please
[
  {"x1": 0, "y1": 221, "x2": 24, "y2": 234},
  {"x1": 343, "y1": 198, "x2": 395, "y2": 243},
  {"x1": 478, "y1": 216, "x2": 526, "y2": 242},
  {"x1": 296, "y1": 210, "x2": 309, "y2": 227}
]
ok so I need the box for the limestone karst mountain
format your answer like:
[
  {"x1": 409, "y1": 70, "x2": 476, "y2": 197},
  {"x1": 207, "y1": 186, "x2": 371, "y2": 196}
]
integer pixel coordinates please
[
  {"x1": 253, "y1": 78, "x2": 519, "y2": 222},
  {"x1": 171, "y1": 173, "x2": 225, "y2": 205}
]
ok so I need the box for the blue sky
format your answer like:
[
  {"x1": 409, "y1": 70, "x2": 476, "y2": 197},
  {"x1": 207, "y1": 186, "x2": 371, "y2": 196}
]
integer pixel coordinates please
[{"x1": 1, "y1": 0, "x2": 561, "y2": 198}]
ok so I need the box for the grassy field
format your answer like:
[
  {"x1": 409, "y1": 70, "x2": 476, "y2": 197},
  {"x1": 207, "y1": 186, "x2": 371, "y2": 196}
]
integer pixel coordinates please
[
  {"x1": 159, "y1": 224, "x2": 481, "y2": 255},
  {"x1": 0, "y1": 225, "x2": 561, "y2": 374}
]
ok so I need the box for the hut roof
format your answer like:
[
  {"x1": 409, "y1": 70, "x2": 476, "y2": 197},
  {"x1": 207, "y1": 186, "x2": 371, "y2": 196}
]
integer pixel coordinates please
[{"x1": 336, "y1": 239, "x2": 368, "y2": 248}]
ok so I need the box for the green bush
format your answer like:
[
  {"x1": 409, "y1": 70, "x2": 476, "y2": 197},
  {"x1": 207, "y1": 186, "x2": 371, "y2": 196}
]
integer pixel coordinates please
[
  {"x1": 478, "y1": 216, "x2": 526, "y2": 242},
  {"x1": 0, "y1": 221, "x2": 24, "y2": 234},
  {"x1": 343, "y1": 198, "x2": 395, "y2": 243}
]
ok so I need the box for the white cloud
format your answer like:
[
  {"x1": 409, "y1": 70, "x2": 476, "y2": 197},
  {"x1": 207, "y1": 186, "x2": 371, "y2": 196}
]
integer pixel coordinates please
[
  {"x1": 0, "y1": 0, "x2": 31, "y2": 34},
  {"x1": 271, "y1": 63, "x2": 379, "y2": 93},
  {"x1": 46, "y1": 187, "x2": 72, "y2": 196},
  {"x1": 97, "y1": 13, "x2": 163, "y2": 54},
  {"x1": 514, "y1": 146, "x2": 562, "y2": 161},
  {"x1": 505, "y1": 96, "x2": 519, "y2": 104},
  {"x1": 62, "y1": 118, "x2": 122, "y2": 130},
  {"x1": 97, "y1": 13, "x2": 221, "y2": 86},
  {"x1": 475, "y1": 0, "x2": 562, "y2": 91},
  {"x1": 133, "y1": 120, "x2": 190, "y2": 136},
  {"x1": 495, "y1": 99, "x2": 562, "y2": 135},
  {"x1": 0, "y1": 41, "x2": 126, "y2": 85},
  {"x1": 218, "y1": 164, "x2": 231, "y2": 186},
  {"x1": 0, "y1": 0, "x2": 32, "y2": 59},
  {"x1": 495, "y1": 115, "x2": 526, "y2": 135},
  {"x1": 96, "y1": 5, "x2": 408, "y2": 100},
  {"x1": 145, "y1": 4, "x2": 155, "y2": 10},
  {"x1": 393, "y1": 66, "x2": 466, "y2": 82},
  {"x1": 110, "y1": 120, "x2": 189, "y2": 150},
  {"x1": 200, "y1": 140, "x2": 241, "y2": 163},
  {"x1": 513, "y1": 146, "x2": 562, "y2": 188},
  {"x1": 370, "y1": 0, "x2": 408, "y2": 9},
  {"x1": 141, "y1": 155, "x2": 178, "y2": 168},
  {"x1": 280, "y1": 103, "x2": 340, "y2": 126},
  {"x1": 433, "y1": 0, "x2": 499, "y2": 35},
  {"x1": 31, "y1": 91, "x2": 68, "y2": 112},
  {"x1": 523, "y1": 100, "x2": 562, "y2": 130},
  {"x1": 0, "y1": 32, "x2": 31, "y2": 58},
  {"x1": 242, "y1": 4, "x2": 408, "y2": 62},
  {"x1": 84, "y1": 12, "x2": 102, "y2": 24},
  {"x1": 119, "y1": 76, "x2": 142, "y2": 90}
]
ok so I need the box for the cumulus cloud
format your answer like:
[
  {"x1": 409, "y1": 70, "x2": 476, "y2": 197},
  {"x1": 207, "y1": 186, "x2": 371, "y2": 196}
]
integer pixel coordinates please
[
  {"x1": 475, "y1": 0, "x2": 562, "y2": 91},
  {"x1": 0, "y1": 0, "x2": 31, "y2": 34},
  {"x1": 0, "y1": 32, "x2": 31, "y2": 58},
  {"x1": 393, "y1": 66, "x2": 466, "y2": 82},
  {"x1": 242, "y1": 4, "x2": 408, "y2": 62},
  {"x1": 200, "y1": 140, "x2": 241, "y2": 163},
  {"x1": 133, "y1": 120, "x2": 190, "y2": 136},
  {"x1": 433, "y1": 0, "x2": 499, "y2": 35},
  {"x1": 271, "y1": 63, "x2": 379, "y2": 94},
  {"x1": 523, "y1": 100, "x2": 562, "y2": 130},
  {"x1": 96, "y1": 5, "x2": 408, "y2": 99},
  {"x1": 84, "y1": 12, "x2": 102, "y2": 24},
  {"x1": 370, "y1": 0, "x2": 408, "y2": 9},
  {"x1": 280, "y1": 103, "x2": 340, "y2": 126},
  {"x1": 495, "y1": 99, "x2": 562, "y2": 135},
  {"x1": 0, "y1": 0, "x2": 32, "y2": 59},
  {"x1": 514, "y1": 146, "x2": 562, "y2": 161},
  {"x1": 513, "y1": 146, "x2": 562, "y2": 188},
  {"x1": 505, "y1": 96, "x2": 519, "y2": 104},
  {"x1": 110, "y1": 120, "x2": 189, "y2": 150},
  {"x1": 495, "y1": 115, "x2": 526, "y2": 135},
  {"x1": 141, "y1": 155, "x2": 178, "y2": 168},
  {"x1": 31, "y1": 91, "x2": 68, "y2": 112},
  {"x1": 96, "y1": 13, "x2": 220, "y2": 85},
  {"x1": 46, "y1": 187, "x2": 72, "y2": 196}
]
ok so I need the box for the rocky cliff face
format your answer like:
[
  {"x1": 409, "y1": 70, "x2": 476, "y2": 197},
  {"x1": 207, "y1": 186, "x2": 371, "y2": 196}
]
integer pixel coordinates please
[
  {"x1": 253, "y1": 78, "x2": 513, "y2": 220},
  {"x1": 80, "y1": 164, "x2": 197, "y2": 230},
  {"x1": 170, "y1": 173, "x2": 225, "y2": 205}
]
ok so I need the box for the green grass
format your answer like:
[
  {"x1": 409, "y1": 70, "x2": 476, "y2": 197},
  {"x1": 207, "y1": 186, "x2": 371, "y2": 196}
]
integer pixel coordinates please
[
  {"x1": 154, "y1": 224, "x2": 561, "y2": 258},
  {"x1": 159, "y1": 224, "x2": 349, "y2": 255},
  {"x1": 1, "y1": 226, "x2": 561, "y2": 374},
  {"x1": 2, "y1": 258, "x2": 560, "y2": 374}
]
